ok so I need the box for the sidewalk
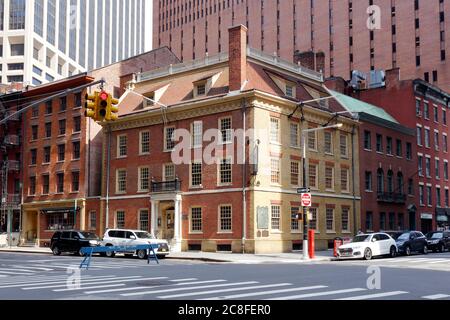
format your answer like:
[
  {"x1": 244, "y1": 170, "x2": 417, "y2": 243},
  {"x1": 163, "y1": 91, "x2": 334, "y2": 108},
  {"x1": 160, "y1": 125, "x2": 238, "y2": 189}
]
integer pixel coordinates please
[{"x1": 0, "y1": 246, "x2": 334, "y2": 263}]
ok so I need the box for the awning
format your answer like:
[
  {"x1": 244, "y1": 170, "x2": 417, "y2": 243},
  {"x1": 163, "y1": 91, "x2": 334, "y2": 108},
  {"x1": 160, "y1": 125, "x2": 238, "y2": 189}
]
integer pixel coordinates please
[
  {"x1": 40, "y1": 207, "x2": 80, "y2": 214},
  {"x1": 436, "y1": 208, "x2": 450, "y2": 217},
  {"x1": 420, "y1": 213, "x2": 433, "y2": 220}
]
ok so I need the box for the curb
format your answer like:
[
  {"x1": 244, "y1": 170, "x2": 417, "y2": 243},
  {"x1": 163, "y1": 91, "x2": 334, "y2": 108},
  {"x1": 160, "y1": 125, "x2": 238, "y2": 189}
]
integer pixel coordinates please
[{"x1": 165, "y1": 256, "x2": 230, "y2": 263}]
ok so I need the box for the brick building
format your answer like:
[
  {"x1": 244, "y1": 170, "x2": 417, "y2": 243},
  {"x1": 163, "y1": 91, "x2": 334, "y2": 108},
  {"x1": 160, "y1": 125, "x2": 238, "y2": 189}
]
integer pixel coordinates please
[
  {"x1": 103, "y1": 25, "x2": 360, "y2": 253},
  {"x1": 328, "y1": 88, "x2": 418, "y2": 233},
  {"x1": 346, "y1": 69, "x2": 450, "y2": 232},
  {"x1": 154, "y1": 0, "x2": 450, "y2": 91}
]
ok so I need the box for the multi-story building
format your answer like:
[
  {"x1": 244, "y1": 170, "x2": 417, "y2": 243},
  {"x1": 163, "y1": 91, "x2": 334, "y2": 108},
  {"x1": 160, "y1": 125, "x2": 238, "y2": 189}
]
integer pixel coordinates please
[
  {"x1": 0, "y1": 0, "x2": 148, "y2": 86},
  {"x1": 103, "y1": 25, "x2": 360, "y2": 253},
  {"x1": 154, "y1": 0, "x2": 450, "y2": 91},
  {"x1": 350, "y1": 69, "x2": 450, "y2": 232},
  {"x1": 327, "y1": 86, "x2": 418, "y2": 233}
]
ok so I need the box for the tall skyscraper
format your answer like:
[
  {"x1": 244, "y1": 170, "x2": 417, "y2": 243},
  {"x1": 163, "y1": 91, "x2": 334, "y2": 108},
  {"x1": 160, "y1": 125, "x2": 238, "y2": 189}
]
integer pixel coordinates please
[
  {"x1": 154, "y1": 0, "x2": 450, "y2": 91},
  {"x1": 0, "y1": 0, "x2": 147, "y2": 86}
]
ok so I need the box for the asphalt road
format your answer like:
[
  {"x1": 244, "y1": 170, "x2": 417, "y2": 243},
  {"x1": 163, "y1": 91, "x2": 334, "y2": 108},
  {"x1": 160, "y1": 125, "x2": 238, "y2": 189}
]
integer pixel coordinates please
[{"x1": 0, "y1": 252, "x2": 449, "y2": 300}]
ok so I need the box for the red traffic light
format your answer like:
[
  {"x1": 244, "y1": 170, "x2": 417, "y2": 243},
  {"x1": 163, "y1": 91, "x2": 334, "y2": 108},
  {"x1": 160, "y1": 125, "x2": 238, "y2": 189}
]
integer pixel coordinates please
[{"x1": 99, "y1": 91, "x2": 108, "y2": 100}]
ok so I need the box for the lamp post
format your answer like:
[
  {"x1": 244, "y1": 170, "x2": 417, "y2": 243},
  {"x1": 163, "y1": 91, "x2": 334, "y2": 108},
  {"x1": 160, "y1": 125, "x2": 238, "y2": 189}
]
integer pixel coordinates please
[{"x1": 301, "y1": 123, "x2": 343, "y2": 260}]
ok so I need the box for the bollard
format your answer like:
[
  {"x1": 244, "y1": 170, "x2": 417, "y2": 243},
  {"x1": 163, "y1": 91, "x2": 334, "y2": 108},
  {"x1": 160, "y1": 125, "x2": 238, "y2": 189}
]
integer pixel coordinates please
[
  {"x1": 308, "y1": 229, "x2": 315, "y2": 259},
  {"x1": 334, "y1": 237, "x2": 343, "y2": 257}
]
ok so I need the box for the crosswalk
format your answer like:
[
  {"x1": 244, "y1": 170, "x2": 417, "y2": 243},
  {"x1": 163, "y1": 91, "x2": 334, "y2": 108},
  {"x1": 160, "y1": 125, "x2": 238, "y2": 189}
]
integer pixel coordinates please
[{"x1": 0, "y1": 272, "x2": 449, "y2": 300}]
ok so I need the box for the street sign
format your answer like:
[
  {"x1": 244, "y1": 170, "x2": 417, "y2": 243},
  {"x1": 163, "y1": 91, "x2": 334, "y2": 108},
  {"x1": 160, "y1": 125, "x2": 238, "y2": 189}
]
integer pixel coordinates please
[
  {"x1": 301, "y1": 193, "x2": 312, "y2": 207},
  {"x1": 297, "y1": 187, "x2": 311, "y2": 194}
]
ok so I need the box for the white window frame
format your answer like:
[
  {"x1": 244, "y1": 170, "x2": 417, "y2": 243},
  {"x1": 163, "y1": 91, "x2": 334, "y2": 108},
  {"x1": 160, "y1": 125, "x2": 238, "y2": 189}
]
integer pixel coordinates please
[
  {"x1": 163, "y1": 163, "x2": 176, "y2": 181},
  {"x1": 325, "y1": 165, "x2": 335, "y2": 191},
  {"x1": 340, "y1": 134, "x2": 348, "y2": 158},
  {"x1": 290, "y1": 122, "x2": 299, "y2": 148},
  {"x1": 139, "y1": 131, "x2": 150, "y2": 155},
  {"x1": 290, "y1": 161, "x2": 300, "y2": 187},
  {"x1": 271, "y1": 205, "x2": 281, "y2": 232},
  {"x1": 326, "y1": 207, "x2": 335, "y2": 232},
  {"x1": 308, "y1": 163, "x2": 318, "y2": 190},
  {"x1": 116, "y1": 169, "x2": 127, "y2": 194},
  {"x1": 341, "y1": 207, "x2": 350, "y2": 233},
  {"x1": 190, "y1": 207, "x2": 203, "y2": 233},
  {"x1": 219, "y1": 117, "x2": 232, "y2": 144},
  {"x1": 190, "y1": 162, "x2": 203, "y2": 188},
  {"x1": 269, "y1": 117, "x2": 280, "y2": 144},
  {"x1": 138, "y1": 209, "x2": 149, "y2": 231},
  {"x1": 138, "y1": 166, "x2": 150, "y2": 192},
  {"x1": 341, "y1": 167, "x2": 349, "y2": 193},
  {"x1": 164, "y1": 126, "x2": 176, "y2": 152},
  {"x1": 115, "y1": 210, "x2": 125, "y2": 229},
  {"x1": 191, "y1": 121, "x2": 203, "y2": 148},
  {"x1": 117, "y1": 134, "x2": 128, "y2": 158},
  {"x1": 290, "y1": 206, "x2": 301, "y2": 233},
  {"x1": 270, "y1": 158, "x2": 281, "y2": 185},
  {"x1": 218, "y1": 157, "x2": 233, "y2": 186},
  {"x1": 324, "y1": 131, "x2": 333, "y2": 155},
  {"x1": 218, "y1": 204, "x2": 232, "y2": 233},
  {"x1": 308, "y1": 128, "x2": 318, "y2": 151},
  {"x1": 89, "y1": 210, "x2": 97, "y2": 230}
]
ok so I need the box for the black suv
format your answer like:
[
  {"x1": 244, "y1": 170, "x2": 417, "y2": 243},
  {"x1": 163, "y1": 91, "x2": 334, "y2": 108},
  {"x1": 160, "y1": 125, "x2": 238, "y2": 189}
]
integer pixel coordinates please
[
  {"x1": 51, "y1": 231, "x2": 100, "y2": 256},
  {"x1": 395, "y1": 231, "x2": 428, "y2": 255},
  {"x1": 426, "y1": 231, "x2": 450, "y2": 253}
]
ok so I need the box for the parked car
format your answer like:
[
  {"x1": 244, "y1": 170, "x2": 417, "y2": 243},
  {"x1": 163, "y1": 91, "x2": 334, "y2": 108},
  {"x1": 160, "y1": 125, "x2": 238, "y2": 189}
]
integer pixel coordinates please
[
  {"x1": 337, "y1": 232, "x2": 398, "y2": 260},
  {"x1": 395, "y1": 231, "x2": 428, "y2": 255},
  {"x1": 51, "y1": 230, "x2": 100, "y2": 256},
  {"x1": 386, "y1": 231, "x2": 404, "y2": 240},
  {"x1": 426, "y1": 231, "x2": 450, "y2": 253},
  {"x1": 101, "y1": 229, "x2": 170, "y2": 259}
]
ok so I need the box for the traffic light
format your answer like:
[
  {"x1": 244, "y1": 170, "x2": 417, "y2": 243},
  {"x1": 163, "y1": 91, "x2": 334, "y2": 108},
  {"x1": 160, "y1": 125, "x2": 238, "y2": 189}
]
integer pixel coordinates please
[
  {"x1": 106, "y1": 94, "x2": 119, "y2": 121},
  {"x1": 98, "y1": 91, "x2": 109, "y2": 121},
  {"x1": 84, "y1": 91, "x2": 99, "y2": 120}
]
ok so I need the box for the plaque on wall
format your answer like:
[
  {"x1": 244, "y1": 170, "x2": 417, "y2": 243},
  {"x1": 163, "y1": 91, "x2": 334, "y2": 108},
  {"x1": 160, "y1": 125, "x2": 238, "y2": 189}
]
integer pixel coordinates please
[{"x1": 257, "y1": 206, "x2": 269, "y2": 229}]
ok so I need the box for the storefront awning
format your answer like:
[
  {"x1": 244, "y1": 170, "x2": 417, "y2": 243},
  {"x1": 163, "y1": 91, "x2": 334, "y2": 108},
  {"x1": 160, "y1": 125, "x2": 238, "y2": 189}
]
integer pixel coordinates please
[
  {"x1": 40, "y1": 207, "x2": 80, "y2": 214},
  {"x1": 436, "y1": 208, "x2": 450, "y2": 217}
]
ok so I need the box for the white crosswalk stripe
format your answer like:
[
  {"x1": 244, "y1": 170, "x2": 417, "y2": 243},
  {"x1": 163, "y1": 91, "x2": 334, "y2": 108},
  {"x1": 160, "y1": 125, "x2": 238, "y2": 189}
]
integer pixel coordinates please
[
  {"x1": 55, "y1": 284, "x2": 126, "y2": 292},
  {"x1": 22, "y1": 276, "x2": 154, "y2": 290},
  {"x1": 0, "y1": 275, "x2": 127, "y2": 289},
  {"x1": 422, "y1": 294, "x2": 450, "y2": 300},
  {"x1": 335, "y1": 291, "x2": 408, "y2": 300},
  {"x1": 267, "y1": 288, "x2": 367, "y2": 300},
  {"x1": 199, "y1": 285, "x2": 329, "y2": 300}
]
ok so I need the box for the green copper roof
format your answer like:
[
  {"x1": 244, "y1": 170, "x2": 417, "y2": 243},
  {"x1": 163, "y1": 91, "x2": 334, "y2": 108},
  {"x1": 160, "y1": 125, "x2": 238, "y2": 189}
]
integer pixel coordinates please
[{"x1": 329, "y1": 90, "x2": 399, "y2": 124}]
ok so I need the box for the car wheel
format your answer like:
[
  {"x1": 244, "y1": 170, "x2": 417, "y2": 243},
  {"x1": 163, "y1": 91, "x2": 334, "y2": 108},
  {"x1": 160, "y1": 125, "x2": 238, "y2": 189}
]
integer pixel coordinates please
[
  {"x1": 364, "y1": 248, "x2": 373, "y2": 260},
  {"x1": 52, "y1": 246, "x2": 61, "y2": 256},
  {"x1": 422, "y1": 245, "x2": 428, "y2": 255},
  {"x1": 439, "y1": 244, "x2": 445, "y2": 253},
  {"x1": 389, "y1": 246, "x2": 397, "y2": 258},
  {"x1": 137, "y1": 249, "x2": 147, "y2": 259},
  {"x1": 78, "y1": 249, "x2": 85, "y2": 257},
  {"x1": 105, "y1": 245, "x2": 115, "y2": 258},
  {"x1": 405, "y1": 246, "x2": 411, "y2": 256}
]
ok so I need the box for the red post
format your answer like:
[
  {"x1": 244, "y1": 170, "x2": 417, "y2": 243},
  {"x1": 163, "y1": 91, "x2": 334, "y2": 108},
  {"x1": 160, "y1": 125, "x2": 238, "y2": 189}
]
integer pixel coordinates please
[
  {"x1": 334, "y1": 239, "x2": 342, "y2": 257},
  {"x1": 308, "y1": 229, "x2": 315, "y2": 259}
]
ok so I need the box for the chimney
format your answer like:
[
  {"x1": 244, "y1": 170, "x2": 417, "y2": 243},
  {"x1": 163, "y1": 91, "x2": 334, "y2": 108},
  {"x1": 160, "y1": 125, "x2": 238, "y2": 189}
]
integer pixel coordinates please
[
  {"x1": 294, "y1": 50, "x2": 325, "y2": 73},
  {"x1": 228, "y1": 25, "x2": 248, "y2": 92},
  {"x1": 315, "y1": 52, "x2": 325, "y2": 74},
  {"x1": 325, "y1": 77, "x2": 348, "y2": 93},
  {"x1": 385, "y1": 68, "x2": 400, "y2": 89}
]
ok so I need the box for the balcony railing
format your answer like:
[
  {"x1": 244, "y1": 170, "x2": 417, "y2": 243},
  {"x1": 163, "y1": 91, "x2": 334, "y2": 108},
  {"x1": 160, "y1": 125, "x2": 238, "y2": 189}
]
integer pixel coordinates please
[
  {"x1": 151, "y1": 180, "x2": 181, "y2": 193},
  {"x1": 2, "y1": 110, "x2": 20, "y2": 121},
  {"x1": 377, "y1": 192, "x2": 407, "y2": 204},
  {"x1": 1, "y1": 160, "x2": 20, "y2": 171},
  {"x1": 3, "y1": 135, "x2": 20, "y2": 146},
  {"x1": 1, "y1": 194, "x2": 21, "y2": 207}
]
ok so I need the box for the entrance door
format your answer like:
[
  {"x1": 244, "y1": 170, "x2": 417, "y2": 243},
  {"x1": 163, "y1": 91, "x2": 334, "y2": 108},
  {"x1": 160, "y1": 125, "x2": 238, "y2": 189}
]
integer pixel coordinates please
[
  {"x1": 163, "y1": 210, "x2": 175, "y2": 240},
  {"x1": 409, "y1": 212, "x2": 416, "y2": 230},
  {"x1": 421, "y1": 219, "x2": 432, "y2": 234}
]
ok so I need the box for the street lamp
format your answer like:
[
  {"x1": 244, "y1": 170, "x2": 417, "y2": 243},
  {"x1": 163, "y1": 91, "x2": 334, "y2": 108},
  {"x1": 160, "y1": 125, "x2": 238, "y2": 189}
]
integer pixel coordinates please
[{"x1": 301, "y1": 123, "x2": 343, "y2": 260}]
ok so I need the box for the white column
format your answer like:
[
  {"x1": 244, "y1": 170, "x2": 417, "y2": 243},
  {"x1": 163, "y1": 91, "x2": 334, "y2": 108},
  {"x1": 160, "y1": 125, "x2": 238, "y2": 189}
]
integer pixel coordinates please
[
  {"x1": 150, "y1": 200, "x2": 157, "y2": 236},
  {"x1": 172, "y1": 198, "x2": 182, "y2": 252}
]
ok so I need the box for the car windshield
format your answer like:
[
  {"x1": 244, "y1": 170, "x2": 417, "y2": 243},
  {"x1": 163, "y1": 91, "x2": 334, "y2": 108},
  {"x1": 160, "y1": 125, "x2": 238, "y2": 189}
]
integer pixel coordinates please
[
  {"x1": 135, "y1": 232, "x2": 155, "y2": 239},
  {"x1": 352, "y1": 235, "x2": 371, "y2": 243},
  {"x1": 427, "y1": 232, "x2": 443, "y2": 239},
  {"x1": 397, "y1": 233, "x2": 410, "y2": 241},
  {"x1": 79, "y1": 232, "x2": 98, "y2": 239}
]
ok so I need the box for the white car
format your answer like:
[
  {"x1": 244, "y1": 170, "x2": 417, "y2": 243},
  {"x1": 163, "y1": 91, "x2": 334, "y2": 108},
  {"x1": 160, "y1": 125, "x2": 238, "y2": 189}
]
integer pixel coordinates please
[
  {"x1": 337, "y1": 233, "x2": 398, "y2": 260},
  {"x1": 101, "y1": 229, "x2": 170, "y2": 259}
]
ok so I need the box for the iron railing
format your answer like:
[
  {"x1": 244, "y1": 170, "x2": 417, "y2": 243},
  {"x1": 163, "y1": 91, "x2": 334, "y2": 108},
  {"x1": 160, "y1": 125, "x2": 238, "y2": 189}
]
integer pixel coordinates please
[
  {"x1": 377, "y1": 192, "x2": 407, "y2": 204},
  {"x1": 151, "y1": 180, "x2": 181, "y2": 193}
]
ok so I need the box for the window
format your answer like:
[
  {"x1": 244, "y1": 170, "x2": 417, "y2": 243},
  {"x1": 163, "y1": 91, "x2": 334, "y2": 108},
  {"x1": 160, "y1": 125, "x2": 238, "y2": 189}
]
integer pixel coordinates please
[
  {"x1": 365, "y1": 172, "x2": 372, "y2": 191},
  {"x1": 74, "y1": 93, "x2": 82, "y2": 107},
  {"x1": 116, "y1": 169, "x2": 127, "y2": 193},
  {"x1": 377, "y1": 169, "x2": 384, "y2": 193},
  {"x1": 56, "y1": 173, "x2": 64, "y2": 193},
  {"x1": 218, "y1": 158, "x2": 232, "y2": 185},
  {"x1": 138, "y1": 131, "x2": 150, "y2": 155},
  {"x1": 196, "y1": 83, "x2": 206, "y2": 95},
  {"x1": 42, "y1": 175, "x2": 50, "y2": 194},
  {"x1": 285, "y1": 84, "x2": 294, "y2": 97},
  {"x1": 271, "y1": 158, "x2": 280, "y2": 184},
  {"x1": 309, "y1": 163, "x2": 318, "y2": 188},
  {"x1": 290, "y1": 161, "x2": 299, "y2": 186},
  {"x1": 309, "y1": 207, "x2": 318, "y2": 230},
  {"x1": 386, "y1": 137, "x2": 393, "y2": 155},
  {"x1": 32, "y1": 106, "x2": 39, "y2": 118},
  {"x1": 139, "y1": 210, "x2": 149, "y2": 231},
  {"x1": 341, "y1": 167, "x2": 349, "y2": 192},
  {"x1": 408, "y1": 179, "x2": 414, "y2": 195},
  {"x1": 72, "y1": 141, "x2": 80, "y2": 159},
  {"x1": 326, "y1": 207, "x2": 334, "y2": 231},
  {"x1": 219, "y1": 205, "x2": 232, "y2": 232},
  {"x1": 324, "y1": 131, "x2": 333, "y2": 154},
  {"x1": 45, "y1": 122, "x2": 52, "y2": 138},
  {"x1": 57, "y1": 144, "x2": 65, "y2": 162},
  {"x1": 191, "y1": 121, "x2": 203, "y2": 148},
  {"x1": 7, "y1": 63, "x2": 23, "y2": 70},
  {"x1": 366, "y1": 212, "x2": 373, "y2": 231},
  {"x1": 446, "y1": 189, "x2": 449, "y2": 207},
  {"x1": 419, "y1": 185, "x2": 424, "y2": 205},
  {"x1": 426, "y1": 157, "x2": 431, "y2": 177},
  {"x1": 45, "y1": 101, "x2": 53, "y2": 115},
  {"x1": 387, "y1": 171, "x2": 394, "y2": 193},
  {"x1": 191, "y1": 162, "x2": 202, "y2": 187},
  {"x1": 436, "y1": 159, "x2": 440, "y2": 179},
  {"x1": 417, "y1": 127, "x2": 422, "y2": 146},
  {"x1": 406, "y1": 143, "x2": 412, "y2": 160},
  {"x1": 31, "y1": 125, "x2": 38, "y2": 140},
  {"x1": 325, "y1": 166, "x2": 334, "y2": 190},
  {"x1": 396, "y1": 139, "x2": 402, "y2": 157},
  {"x1": 444, "y1": 135, "x2": 448, "y2": 152},
  {"x1": 340, "y1": 134, "x2": 348, "y2": 157},
  {"x1": 10, "y1": 44, "x2": 24, "y2": 55},
  {"x1": 270, "y1": 117, "x2": 280, "y2": 143},
  {"x1": 190, "y1": 207, "x2": 202, "y2": 232},
  {"x1": 418, "y1": 155, "x2": 423, "y2": 176},
  {"x1": 139, "y1": 167, "x2": 150, "y2": 192},
  {"x1": 443, "y1": 109, "x2": 447, "y2": 125},
  {"x1": 434, "y1": 106, "x2": 439, "y2": 122},
  {"x1": 435, "y1": 132, "x2": 440, "y2": 151},
  {"x1": 59, "y1": 119, "x2": 66, "y2": 135},
  {"x1": 115, "y1": 211, "x2": 125, "y2": 229},
  {"x1": 291, "y1": 207, "x2": 300, "y2": 231},
  {"x1": 73, "y1": 116, "x2": 81, "y2": 133},
  {"x1": 29, "y1": 176, "x2": 36, "y2": 195},
  {"x1": 71, "y1": 171, "x2": 79, "y2": 192},
  {"x1": 380, "y1": 212, "x2": 386, "y2": 230},
  {"x1": 271, "y1": 205, "x2": 281, "y2": 231},
  {"x1": 165, "y1": 127, "x2": 176, "y2": 150},
  {"x1": 220, "y1": 118, "x2": 232, "y2": 144},
  {"x1": 164, "y1": 164, "x2": 175, "y2": 181},
  {"x1": 424, "y1": 128, "x2": 430, "y2": 148},
  {"x1": 308, "y1": 129, "x2": 317, "y2": 150},
  {"x1": 424, "y1": 102, "x2": 429, "y2": 119},
  {"x1": 117, "y1": 135, "x2": 127, "y2": 157},
  {"x1": 445, "y1": 161, "x2": 449, "y2": 180},
  {"x1": 30, "y1": 149, "x2": 37, "y2": 165},
  {"x1": 342, "y1": 208, "x2": 350, "y2": 232},
  {"x1": 290, "y1": 123, "x2": 299, "y2": 147},
  {"x1": 59, "y1": 97, "x2": 67, "y2": 111},
  {"x1": 376, "y1": 134, "x2": 383, "y2": 152},
  {"x1": 427, "y1": 186, "x2": 432, "y2": 206},
  {"x1": 437, "y1": 187, "x2": 441, "y2": 207},
  {"x1": 89, "y1": 211, "x2": 97, "y2": 229},
  {"x1": 43, "y1": 146, "x2": 51, "y2": 163}
]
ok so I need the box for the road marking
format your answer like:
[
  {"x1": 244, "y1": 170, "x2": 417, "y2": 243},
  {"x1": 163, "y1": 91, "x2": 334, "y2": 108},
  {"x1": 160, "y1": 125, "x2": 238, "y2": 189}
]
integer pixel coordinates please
[
  {"x1": 0, "y1": 267, "x2": 37, "y2": 272},
  {"x1": 121, "y1": 281, "x2": 259, "y2": 297},
  {"x1": 84, "y1": 280, "x2": 226, "y2": 295},
  {"x1": 21, "y1": 276, "x2": 148, "y2": 290},
  {"x1": 425, "y1": 260, "x2": 449, "y2": 264},
  {"x1": 169, "y1": 278, "x2": 198, "y2": 282},
  {"x1": 11, "y1": 265, "x2": 54, "y2": 271},
  {"x1": 199, "y1": 285, "x2": 329, "y2": 300},
  {"x1": 422, "y1": 294, "x2": 450, "y2": 300},
  {"x1": 267, "y1": 288, "x2": 367, "y2": 300},
  {"x1": 54, "y1": 284, "x2": 126, "y2": 292},
  {"x1": 159, "y1": 283, "x2": 293, "y2": 299},
  {"x1": 45, "y1": 264, "x2": 122, "y2": 269},
  {"x1": 0, "y1": 270, "x2": 33, "y2": 275},
  {"x1": 0, "y1": 275, "x2": 123, "y2": 289},
  {"x1": 0, "y1": 275, "x2": 101, "y2": 286},
  {"x1": 335, "y1": 291, "x2": 408, "y2": 300}
]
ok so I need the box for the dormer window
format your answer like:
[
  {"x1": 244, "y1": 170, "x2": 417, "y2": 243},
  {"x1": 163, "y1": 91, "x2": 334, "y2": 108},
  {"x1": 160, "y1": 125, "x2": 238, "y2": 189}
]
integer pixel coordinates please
[
  {"x1": 196, "y1": 83, "x2": 206, "y2": 96},
  {"x1": 144, "y1": 92, "x2": 155, "y2": 108},
  {"x1": 286, "y1": 84, "x2": 294, "y2": 97}
]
